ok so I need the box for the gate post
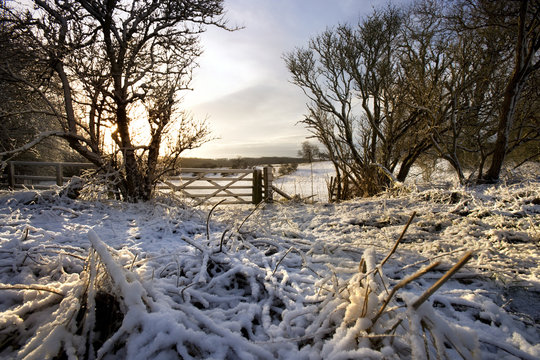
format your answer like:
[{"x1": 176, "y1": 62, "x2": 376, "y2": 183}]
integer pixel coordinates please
[
  {"x1": 8, "y1": 162, "x2": 15, "y2": 189},
  {"x1": 263, "y1": 166, "x2": 273, "y2": 203},
  {"x1": 55, "y1": 163, "x2": 63, "y2": 186},
  {"x1": 252, "y1": 169, "x2": 262, "y2": 204}
]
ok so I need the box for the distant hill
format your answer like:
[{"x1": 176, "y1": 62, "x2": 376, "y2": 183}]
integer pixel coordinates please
[{"x1": 178, "y1": 157, "x2": 304, "y2": 169}]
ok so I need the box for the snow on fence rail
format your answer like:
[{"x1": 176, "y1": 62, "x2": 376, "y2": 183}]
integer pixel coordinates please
[{"x1": 1, "y1": 161, "x2": 285, "y2": 205}]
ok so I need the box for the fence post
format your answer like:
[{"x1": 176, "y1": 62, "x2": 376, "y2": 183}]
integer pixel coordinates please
[
  {"x1": 8, "y1": 162, "x2": 15, "y2": 189},
  {"x1": 55, "y1": 163, "x2": 63, "y2": 186},
  {"x1": 252, "y1": 169, "x2": 262, "y2": 204},
  {"x1": 263, "y1": 166, "x2": 273, "y2": 203}
]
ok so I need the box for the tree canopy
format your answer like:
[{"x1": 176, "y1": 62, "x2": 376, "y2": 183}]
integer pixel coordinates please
[
  {"x1": 1, "y1": 0, "x2": 229, "y2": 201},
  {"x1": 286, "y1": 0, "x2": 539, "y2": 198}
]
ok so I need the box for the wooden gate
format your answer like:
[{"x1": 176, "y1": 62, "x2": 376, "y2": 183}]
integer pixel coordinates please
[
  {"x1": 2, "y1": 161, "x2": 281, "y2": 205},
  {"x1": 157, "y1": 167, "x2": 274, "y2": 205}
]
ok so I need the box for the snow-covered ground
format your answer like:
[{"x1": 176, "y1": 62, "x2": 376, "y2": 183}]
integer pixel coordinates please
[
  {"x1": 0, "y1": 163, "x2": 539, "y2": 359},
  {"x1": 273, "y1": 162, "x2": 335, "y2": 203}
]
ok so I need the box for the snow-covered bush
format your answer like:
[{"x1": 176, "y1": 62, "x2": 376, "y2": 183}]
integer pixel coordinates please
[{"x1": 278, "y1": 163, "x2": 298, "y2": 177}]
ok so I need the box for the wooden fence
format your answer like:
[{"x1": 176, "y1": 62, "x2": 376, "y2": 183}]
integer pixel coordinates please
[
  {"x1": 1, "y1": 161, "x2": 96, "y2": 190},
  {"x1": 1, "y1": 161, "x2": 287, "y2": 205}
]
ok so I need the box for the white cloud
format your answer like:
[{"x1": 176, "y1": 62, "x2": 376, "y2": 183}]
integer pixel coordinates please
[
  {"x1": 185, "y1": 82, "x2": 310, "y2": 158},
  {"x1": 182, "y1": 0, "x2": 389, "y2": 158}
]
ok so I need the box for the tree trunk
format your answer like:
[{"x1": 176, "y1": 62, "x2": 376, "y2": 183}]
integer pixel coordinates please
[
  {"x1": 483, "y1": 0, "x2": 535, "y2": 183},
  {"x1": 396, "y1": 154, "x2": 417, "y2": 183},
  {"x1": 396, "y1": 140, "x2": 432, "y2": 182},
  {"x1": 483, "y1": 74, "x2": 525, "y2": 182},
  {"x1": 116, "y1": 103, "x2": 144, "y2": 202},
  {"x1": 144, "y1": 131, "x2": 163, "y2": 201},
  {"x1": 55, "y1": 61, "x2": 104, "y2": 167}
]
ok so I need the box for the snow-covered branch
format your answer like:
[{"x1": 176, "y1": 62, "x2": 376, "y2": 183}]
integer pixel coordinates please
[{"x1": 0, "y1": 131, "x2": 65, "y2": 168}]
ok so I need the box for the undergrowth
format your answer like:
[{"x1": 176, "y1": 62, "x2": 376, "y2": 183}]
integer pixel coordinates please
[{"x1": 0, "y1": 182, "x2": 538, "y2": 359}]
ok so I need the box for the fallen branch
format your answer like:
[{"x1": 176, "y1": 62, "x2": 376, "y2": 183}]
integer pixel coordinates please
[
  {"x1": 0, "y1": 284, "x2": 64, "y2": 296},
  {"x1": 478, "y1": 336, "x2": 539, "y2": 360}
]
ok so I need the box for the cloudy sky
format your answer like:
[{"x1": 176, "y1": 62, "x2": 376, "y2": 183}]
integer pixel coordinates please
[{"x1": 182, "y1": 0, "x2": 389, "y2": 159}]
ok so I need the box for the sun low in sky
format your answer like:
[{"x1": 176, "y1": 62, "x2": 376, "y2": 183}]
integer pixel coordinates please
[{"x1": 182, "y1": 0, "x2": 389, "y2": 159}]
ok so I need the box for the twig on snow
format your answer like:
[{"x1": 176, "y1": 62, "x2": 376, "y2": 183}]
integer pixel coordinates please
[
  {"x1": 180, "y1": 235, "x2": 206, "y2": 253},
  {"x1": 0, "y1": 284, "x2": 64, "y2": 296},
  {"x1": 129, "y1": 253, "x2": 138, "y2": 271},
  {"x1": 206, "y1": 199, "x2": 226, "y2": 241},
  {"x1": 412, "y1": 251, "x2": 473, "y2": 310},
  {"x1": 272, "y1": 247, "x2": 294, "y2": 276},
  {"x1": 371, "y1": 261, "x2": 440, "y2": 328},
  {"x1": 380, "y1": 211, "x2": 416, "y2": 268},
  {"x1": 237, "y1": 200, "x2": 265, "y2": 235},
  {"x1": 478, "y1": 336, "x2": 539, "y2": 360},
  {"x1": 219, "y1": 229, "x2": 229, "y2": 253}
]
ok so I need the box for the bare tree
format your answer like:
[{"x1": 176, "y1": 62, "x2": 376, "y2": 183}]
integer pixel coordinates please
[
  {"x1": 414, "y1": 0, "x2": 540, "y2": 182},
  {"x1": 1, "y1": 0, "x2": 227, "y2": 201},
  {"x1": 286, "y1": 5, "x2": 426, "y2": 197},
  {"x1": 288, "y1": 0, "x2": 539, "y2": 197},
  {"x1": 398, "y1": 1, "x2": 482, "y2": 184},
  {"x1": 298, "y1": 141, "x2": 320, "y2": 162},
  {"x1": 299, "y1": 107, "x2": 349, "y2": 200},
  {"x1": 285, "y1": 31, "x2": 363, "y2": 197},
  {"x1": 483, "y1": 0, "x2": 540, "y2": 181},
  {"x1": 446, "y1": 0, "x2": 540, "y2": 182},
  {"x1": 0, "y1": 6, "x2": 68, "y2": 163},
  {"x1": 507, "y1": 69, "x2": 540, "y2": 166}
]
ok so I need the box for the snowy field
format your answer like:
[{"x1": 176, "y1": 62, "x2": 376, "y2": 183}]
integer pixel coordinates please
[
  {"x1": 0, "y1": 163, "x2": 539, "y2": 359},
  {"x1": 273, "y1": 162, "x2": 335, "y2": 203}
]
